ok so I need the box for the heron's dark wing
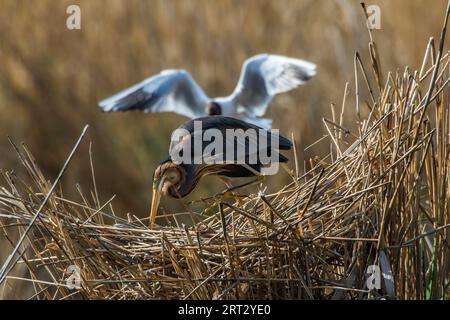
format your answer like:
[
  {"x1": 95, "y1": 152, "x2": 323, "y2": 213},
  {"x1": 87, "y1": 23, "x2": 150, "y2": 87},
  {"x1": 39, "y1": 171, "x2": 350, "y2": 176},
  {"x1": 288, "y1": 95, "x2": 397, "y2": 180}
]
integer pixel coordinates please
[
  {"x1": 229, "y1": 54, "x2": 316, "y2": 117},
  {"x1": 238, "y1": 115, "x2": 273, "y2": 130},
  {"x1": 178, "y1": 116, "x2": 292, "y2": 149},
  {"x1": 170, "y1": 116, "x2": 292, "y2": 174},
  {"x1": 98, "y1": 70, "x2": 210, "y2": 119}
]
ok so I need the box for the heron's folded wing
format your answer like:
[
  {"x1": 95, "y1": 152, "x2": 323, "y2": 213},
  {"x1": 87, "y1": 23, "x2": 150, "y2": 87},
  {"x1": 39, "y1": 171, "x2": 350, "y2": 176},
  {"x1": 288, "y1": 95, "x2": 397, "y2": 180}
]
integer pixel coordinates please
[
  {"x1": 171, "y1": 116, "x2": 292, "y2": 166},
  {"x1": 239, "y1": 115, "x2": 273, "y2": 130},
  {"x1": 205, "y1": 118, "x2": 291, "y2": 164},
  {"x1": 229, "y1": 54, "x2": 316, "y2": 117},
  {"x1": 98, "y1": 70, "x2": 210, "y2": 119}
]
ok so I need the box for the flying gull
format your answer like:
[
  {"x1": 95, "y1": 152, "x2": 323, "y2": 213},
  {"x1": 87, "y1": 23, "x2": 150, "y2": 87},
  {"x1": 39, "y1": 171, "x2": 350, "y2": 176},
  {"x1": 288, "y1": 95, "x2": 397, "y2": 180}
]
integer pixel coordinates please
[{"x1": 99, "y1": 54, "x2": 316, "y2": 129}]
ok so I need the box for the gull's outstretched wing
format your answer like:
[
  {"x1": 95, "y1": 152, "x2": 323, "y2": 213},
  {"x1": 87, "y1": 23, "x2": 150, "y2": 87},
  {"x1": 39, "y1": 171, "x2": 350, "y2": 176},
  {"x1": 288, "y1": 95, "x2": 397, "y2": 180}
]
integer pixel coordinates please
[
  {"x1": 229, "y1": 54, "x2": 316, "y2": 117},
  {"x1": 99, "y1": 70, "x2": 210, "y2": 119}
]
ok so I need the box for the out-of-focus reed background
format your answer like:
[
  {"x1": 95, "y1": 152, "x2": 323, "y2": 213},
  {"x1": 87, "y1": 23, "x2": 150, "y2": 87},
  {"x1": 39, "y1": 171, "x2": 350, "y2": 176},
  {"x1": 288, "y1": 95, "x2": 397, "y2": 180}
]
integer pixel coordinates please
[{"x1": 0, "y1": 0, "x2": 447, "y2": 217}]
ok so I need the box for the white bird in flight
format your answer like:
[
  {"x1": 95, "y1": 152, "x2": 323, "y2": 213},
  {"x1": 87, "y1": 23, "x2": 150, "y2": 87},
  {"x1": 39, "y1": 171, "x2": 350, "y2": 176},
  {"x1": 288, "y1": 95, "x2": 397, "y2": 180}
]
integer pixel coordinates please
[{"x1": 98, "y1": 54, "x2": 316, "y2": 129}]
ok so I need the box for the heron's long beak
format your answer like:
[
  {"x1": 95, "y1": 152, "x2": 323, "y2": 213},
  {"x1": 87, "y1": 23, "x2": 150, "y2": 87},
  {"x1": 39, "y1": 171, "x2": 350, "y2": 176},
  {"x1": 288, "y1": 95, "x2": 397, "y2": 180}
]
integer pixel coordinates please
[{"x1": 150, "y1": 177, "x2": 165, "y2": 227}]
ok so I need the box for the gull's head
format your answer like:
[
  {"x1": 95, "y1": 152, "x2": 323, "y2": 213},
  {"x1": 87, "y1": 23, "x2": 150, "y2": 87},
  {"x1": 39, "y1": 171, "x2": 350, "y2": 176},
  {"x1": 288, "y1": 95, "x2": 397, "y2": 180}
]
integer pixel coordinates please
[{"x1": 206, "y1": 101, "x2": 222, "y2": 116}]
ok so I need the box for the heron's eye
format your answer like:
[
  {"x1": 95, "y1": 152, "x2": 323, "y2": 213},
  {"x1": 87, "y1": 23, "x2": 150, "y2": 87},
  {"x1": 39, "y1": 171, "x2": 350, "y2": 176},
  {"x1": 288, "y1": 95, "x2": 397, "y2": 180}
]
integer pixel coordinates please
[{"x1": 166, "y1": 169, "x2": 180, "y2": 183}]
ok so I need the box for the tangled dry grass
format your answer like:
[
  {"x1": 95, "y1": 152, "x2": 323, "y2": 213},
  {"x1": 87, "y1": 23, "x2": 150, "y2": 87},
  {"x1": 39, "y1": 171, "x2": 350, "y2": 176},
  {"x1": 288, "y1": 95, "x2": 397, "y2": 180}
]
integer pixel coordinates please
[{"x1": 1, "y1": 4, "x2": 450, "y2": 300}]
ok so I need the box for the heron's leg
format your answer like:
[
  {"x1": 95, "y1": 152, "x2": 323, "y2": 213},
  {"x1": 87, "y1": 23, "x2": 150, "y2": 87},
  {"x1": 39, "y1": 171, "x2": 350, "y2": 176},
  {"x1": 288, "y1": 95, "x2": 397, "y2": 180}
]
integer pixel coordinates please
[
  {"x1": 207, "y1": 164, "x2": 265, "y2": 198},
  {"x1": 188, "y1": 177, "x2": 243, "y2": 206},
  {"x1": 220, "y1": 177, "x2": 234, "y2": 189},
  {"x1": 189, "y1": 192, "x2": 247, "y2": 207},
  {"x1": 220, "y1": 164, "x2": 266, "y2": 194},
  {"x1": 190, "y1": 165, "x2": 266, "y2": 207},
  {"x1": 241, "y1": 163, "x2": 264, "y2": 178},
  {"x1": 211, "y1": 175, "x2": 265, "y2": 202},
  {"x1": 221, "y1": 177, "x2": 262, "y2": 194},
  {"x1": 190, "y1": 177, "x2": 260, "y2": 207},
  {"x1": 281, "y1": 163, "x2": 296, "y2": 177},
  {"x1": 219, "y1": 177, "x2": 243, "y2": 206}
]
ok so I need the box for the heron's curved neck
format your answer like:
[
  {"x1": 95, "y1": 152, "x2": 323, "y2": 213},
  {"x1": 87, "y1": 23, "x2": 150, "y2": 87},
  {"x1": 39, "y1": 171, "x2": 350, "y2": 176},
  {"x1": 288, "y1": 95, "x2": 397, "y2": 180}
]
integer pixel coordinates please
[{"x1": 168, "y1": 164, "x2": 199, "y2": 198}]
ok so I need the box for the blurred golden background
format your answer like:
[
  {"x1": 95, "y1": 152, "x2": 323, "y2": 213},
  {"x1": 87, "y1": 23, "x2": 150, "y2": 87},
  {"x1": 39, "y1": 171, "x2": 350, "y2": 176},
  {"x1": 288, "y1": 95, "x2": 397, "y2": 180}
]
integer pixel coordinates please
[{"x1": 0, "y1": 0, "x2": 447, "y2": 218}]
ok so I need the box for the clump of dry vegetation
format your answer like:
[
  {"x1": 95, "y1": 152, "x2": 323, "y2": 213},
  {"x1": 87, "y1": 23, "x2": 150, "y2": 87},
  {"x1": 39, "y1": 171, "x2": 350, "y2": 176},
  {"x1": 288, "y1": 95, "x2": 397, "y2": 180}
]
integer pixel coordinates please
[{"x1": 1, "y1": 4, "x2": 450, "y2": 300}]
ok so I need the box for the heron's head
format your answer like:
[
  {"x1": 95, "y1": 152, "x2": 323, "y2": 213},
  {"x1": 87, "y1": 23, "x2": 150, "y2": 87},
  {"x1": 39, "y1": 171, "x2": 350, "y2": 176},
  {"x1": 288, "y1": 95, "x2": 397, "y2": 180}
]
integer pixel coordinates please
[
  {"x1": 150, "y1": 160, "x2": 185, "y2": 226},
  {"x1": 206, "y1": 101, "x2": 222, "y2": 116}
]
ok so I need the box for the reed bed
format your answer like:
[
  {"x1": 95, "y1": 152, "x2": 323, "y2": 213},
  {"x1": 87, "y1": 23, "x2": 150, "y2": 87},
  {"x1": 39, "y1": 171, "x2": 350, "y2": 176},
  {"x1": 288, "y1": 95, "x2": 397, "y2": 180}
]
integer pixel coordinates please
[{"x1": 1, "y1": 6, "x2": 450, "y2": 300}]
